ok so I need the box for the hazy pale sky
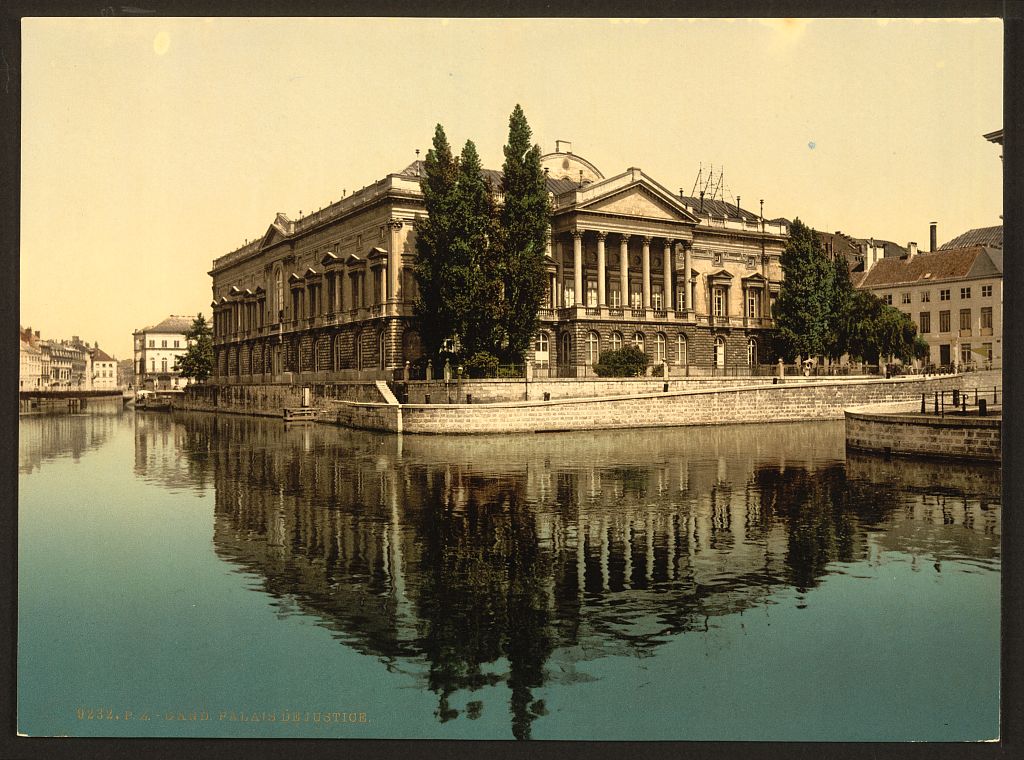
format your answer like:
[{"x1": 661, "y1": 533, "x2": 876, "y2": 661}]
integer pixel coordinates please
[{"x1": 21, "y1": 17, "x2": 1003, "y2": 361}]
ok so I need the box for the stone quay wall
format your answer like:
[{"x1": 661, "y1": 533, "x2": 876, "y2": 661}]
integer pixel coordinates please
[
  {"x1": 397, "y1": 374, "x2": 849, "y2": 404},
  {"x1": 845, "y1": 401, "x2": 1001, "y2": 462},
  {"x1": 182, "y1": 381, "x2": 385, "y2": 418},
  {"x1": 334, "y1": 373, "x2": 977, "y2": 436}
]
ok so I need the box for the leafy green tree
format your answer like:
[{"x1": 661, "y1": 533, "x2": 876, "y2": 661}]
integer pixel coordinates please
[
  {"x1": 498, "y1": 104, "x2": 551, "y2": 364},
  {"x1": 174, "y1": 314, "x2": 213, "y2": 383},
  {"x1": 773, "y1": 218, "x2": 835, "y2": 362},
  {"x1": 826, "y1": 252, "x2": 854, "y2": 361},
  {"x1": 414, "y1": 125, "x2": 464, "y2": 358},
  {"x1": 844, "y1": 290, "x2": 927, "y2": 365}
]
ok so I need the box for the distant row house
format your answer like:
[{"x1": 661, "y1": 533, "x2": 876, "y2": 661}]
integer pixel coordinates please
[{"x1": 19, "y1": 326, "x2": 121, "y2": 390}]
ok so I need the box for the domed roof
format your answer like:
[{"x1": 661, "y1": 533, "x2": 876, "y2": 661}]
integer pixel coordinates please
[{"x1": 539, "y1": 143, "x2": 604, "y2": 185}]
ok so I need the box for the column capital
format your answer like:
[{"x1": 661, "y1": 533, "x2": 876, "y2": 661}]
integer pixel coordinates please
[
  {"x1": 387, "y1": 218, "x2": 404, "y2": 230},
  {"x1": 663, "y1": 239, "x2": 674, "y2": 250},
  {"x1": 619, "y1": 234, "x2": 631, "y2": 246},
  {"x1": 595, "y1": 231, "x2": 607, "y2": 241},
  {"x1": 571, "y1": 229, "x2": 584, "y2": 240},
  {"x1": 641, "y1": 236, "x2": 652, "y2": 245}
]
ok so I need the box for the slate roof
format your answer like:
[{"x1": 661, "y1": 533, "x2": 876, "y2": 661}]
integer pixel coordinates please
[
  {"x1": 857, "y1": 246, "x2": 998, "y2": 289},
  {"x1": 143, "y1": 315, "x2": 194, "y2": 334},
  {"x1": 938, "y1": 225, "x2": 1002, "y2": 250},
  {"x1": 91, "y1": 347, "x2": 115, "y2": 363}
]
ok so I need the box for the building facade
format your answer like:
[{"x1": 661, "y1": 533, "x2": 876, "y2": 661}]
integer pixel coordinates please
[
  {"x1": 208, "y1": 147, "x2": 788, "y2": 383},
  {"x1": 20, "y1": 339, "x2": 43, "y2": 389},
  {"x1": 133, "y1": 316, "x2": 194, "y2": 390},
  {"x1": 855, "y1": 244, "x2": 1003, "y2": 369},
  {"x1": 90, "y1": 347, "x2": 118, "y2": 390}
]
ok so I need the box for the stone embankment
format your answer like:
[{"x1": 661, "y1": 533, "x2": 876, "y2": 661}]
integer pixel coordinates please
[
  {"x1": 845, "y1": 400, "x2": 1001, "y2": 462},
  {"x1": 331, "y1": 373, "x2": 987, "y2": 435}
]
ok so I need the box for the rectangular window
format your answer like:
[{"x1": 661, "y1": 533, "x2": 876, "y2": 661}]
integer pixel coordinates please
[
  {"x1": 174, "y1": 340, "x2": 180, "y2": 348},
  {"x1": 586, "y1": 280, "x2": 598, "y2": 307},
  {"x1": 148, "y1": 340, "x2": 154, "y2": 348},
  {"x1": 982, "y1": 284, "x2": 993, "y2": 297},
  {"x1": 960, "y1": 308, "x2": 971, "y2": 330},
  {"x1": 652, "y1": 287, "x2": 663, "y2": 310},
  {"x1": 960, "y1": 287, "x2": 971, "y2": 299},
  {"x1": 960, "y1": 344, "x2": 973, "y2": 366},
  {"x1": 161, "y1": 358, "x2": 168, "y2": 373},
  {"x1": 981, "y1": 306, "x2": 992, "y2": 329},
  {"x1": 983, "y1": 343, "x2": 993, "y2": 363},
  {"x1": 901, "y1": 292, "x2": 911, "y2": 304},
  {"x1": 882, "y1": 294, "x2": 892, "y2": 305},
  {"x1": 713, "y1": 287, "x2": 726, "y2": 317},
  {"x1": 610, "y1": 289, "x2": 621, "y2": 308},
  {"x1": 939, "y1": 310, "x2": 950, "y2": 332},
  {"x1": 919, "y1": 312, "x2": 931, "y2": 333},
  {"x1": 921, "y1": 291, "x2": 930, "y2": 303},
  {"x1": 747, "y1": 290, "x2": 760, "y2": 318},
  {"x1": 940, "y1": 289, "x2": 950, "y2": 301},
  {"x1": 150, "y1": 359, "x2": 155, "y2": 372},
  {"x1": 161, "y1": 340, "x2": 167, "y2": 348}
]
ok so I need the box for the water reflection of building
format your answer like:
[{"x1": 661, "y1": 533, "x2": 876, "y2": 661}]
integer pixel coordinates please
[
  {"x1": 132, "y1": 413, "x2": 212, "y2": 493},
  {"x1": 178, "y1": 414, "x2": 999, "y2": 739},
  {"x1": 18, "y1": 408, "x2": 126, "y2": 475}
]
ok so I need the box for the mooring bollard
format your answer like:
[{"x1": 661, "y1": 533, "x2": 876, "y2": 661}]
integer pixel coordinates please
[
  {"x1": 962, "y1": 393, "x2": 967, "y2": 412},
  {"x1": 921, "y1": 393, "x2": 926, "y2": 414},
  {"x1": 979, "y1": 398, "x2": 988, "y2": 416},
  {"x1": 934, "y1": 391, "x2": 939, "y2": 414},
  {"x1": 663, "y1": 382, "x2": 669, "y2": 392},
  {"x1": 952, "y1": 389, "x2": 959, "y2": 407}
]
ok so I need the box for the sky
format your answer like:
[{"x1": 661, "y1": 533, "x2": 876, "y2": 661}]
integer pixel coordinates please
[{"x1": 20, "y1": 17, "x2": 1003, "y2": 361}]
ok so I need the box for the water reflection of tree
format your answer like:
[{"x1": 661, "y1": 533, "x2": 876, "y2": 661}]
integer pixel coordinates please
[{"x1": 412, "y1": 471, "x2": 553, "y2": 739}]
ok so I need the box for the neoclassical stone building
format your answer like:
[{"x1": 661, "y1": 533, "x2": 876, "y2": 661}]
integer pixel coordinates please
[{"x1": 208, "y1": 146, "x2": 788, "y2": 382}]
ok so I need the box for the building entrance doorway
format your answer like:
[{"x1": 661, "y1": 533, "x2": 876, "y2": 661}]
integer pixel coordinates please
[{"x1": 939, "y1": 344, "x2": 950, "y2": 366}]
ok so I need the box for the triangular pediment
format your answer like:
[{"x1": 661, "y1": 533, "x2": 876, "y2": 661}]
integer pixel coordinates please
[
  {"x1": 260, "y1": 223, "x2": 289, "y2": 249},
  {"x1": 575, "y1": 175, "x2": 700, "y2": 224}
]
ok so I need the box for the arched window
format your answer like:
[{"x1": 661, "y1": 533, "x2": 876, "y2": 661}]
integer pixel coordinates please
[
  {"x1": 747, "y1": 338, "x2": 758, "y2": 367},
  {"x1": 586, "y1": 331, "x2": 601, "y2": 364},
  {"x1": 714, "y1": 336, "x2": 726, "y2": 368},
  {"x1": 655, "y1": 333, "x2": 667, "y2": 363},
  {"x1": 633, "y1": 332, "x2": 645, "y2": 353},
  {"x1": 379, "y1": 331, "x2": 387, "y2": 370},
  {"x1": 559, "y1": 332, "x2": 572, "y2": 365},
  {"x1": 534, "y1": 332, "x2": 550, "y2": 365},
  {"x1": 610, "y1": 331, "x2": 623, "y2": 351},
  {"x1": 677, "y1": 334, "x2": 687, "y2": 366}
]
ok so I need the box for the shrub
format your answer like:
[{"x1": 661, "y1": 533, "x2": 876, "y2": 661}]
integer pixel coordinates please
[
  {"x1": 593, "y1": 346, "x2": 649, "y2": 377},
  {"x1": 463, "y1": 351, "x2": 500, "y2": 379}
]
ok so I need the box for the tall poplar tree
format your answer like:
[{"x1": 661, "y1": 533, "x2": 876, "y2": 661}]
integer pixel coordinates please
[
  {"x1": 452, "y1": 140, "x2": 502, "y2": 358},
  {"x1": 773, "y1": 218, "x2": 835, "y2": 362},
  {"x1": 414, "y1": 125, "x2": 461, "y2": 358},
  {"x1": 826, "y1": 252, "x2": 854, "y2": 361},
  {"x1": 498, "y1": 105, "x2": 551, "y2": 364}
]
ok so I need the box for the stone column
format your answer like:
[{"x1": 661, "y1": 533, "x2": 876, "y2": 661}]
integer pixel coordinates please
[
  {"x1": 684, "y1": 244, "x2": 693, "y2": 311},
  {"x1": 387, "y1": 218, "x2": 403, "y2": 303},
  {"x1": 555, "y1": 239, "x2": 564, "y2": 307},
  {"x1": 596, "y1": 232, "x2": 607, "y2": 306},
  {"x1": 333, "y1": 273, "x2": 342, "y2": 313},
  {"x1": 342, "y1": 270, "x2": 351, "y2": 316},
  {"x1": 642, "y1": 237, "x2": 652, "y2": 309},
  {"x1": 572, "y1": 230, "x2": 583, "y2": 307},
  {"x1": 663, "y1": 240, "x2": 673, "y2": 311},
  {"x1": 619, "y1": 235, "x2": 630, "y2": 308}
]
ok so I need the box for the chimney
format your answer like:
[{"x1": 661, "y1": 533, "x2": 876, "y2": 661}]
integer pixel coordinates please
[
  {"x1": 907, "y1": 241, "x2": 918, "y2": 260},
  {"x1": 930, "y1": 222, "x2": 937, "y2": 252},
  {"x1": 736, "y1": 196, "x2": 741, "y2": 216},
  {"x1": 699, "y1": 190, "x2": 705, "y2": 213}
]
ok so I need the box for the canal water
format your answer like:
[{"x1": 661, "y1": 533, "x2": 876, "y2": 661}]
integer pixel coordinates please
[{"x1": 18, "y1": 409, "x2": 1001, "y2": 741}]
